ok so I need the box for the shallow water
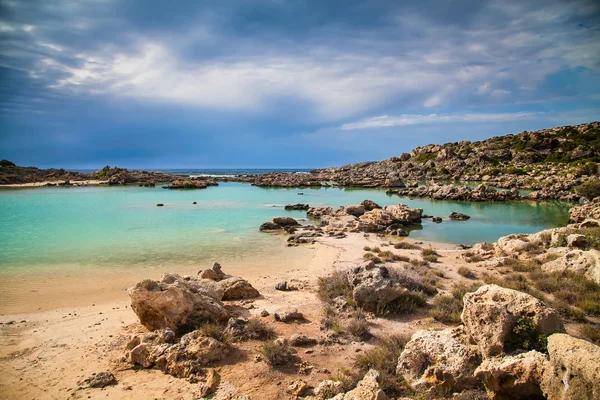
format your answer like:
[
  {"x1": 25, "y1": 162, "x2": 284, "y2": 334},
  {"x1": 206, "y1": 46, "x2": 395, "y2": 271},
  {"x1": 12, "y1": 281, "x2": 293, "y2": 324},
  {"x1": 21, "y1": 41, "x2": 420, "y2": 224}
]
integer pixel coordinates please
[{"x1": 0, "y1": 182, "x2": 570, "y2": 271}]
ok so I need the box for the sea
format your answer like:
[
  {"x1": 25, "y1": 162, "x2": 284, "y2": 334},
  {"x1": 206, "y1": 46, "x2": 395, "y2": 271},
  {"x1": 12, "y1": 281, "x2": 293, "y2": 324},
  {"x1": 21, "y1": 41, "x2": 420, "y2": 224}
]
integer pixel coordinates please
[{"x1": 0, "y1": 168, "x2": 571, "y2": 312}]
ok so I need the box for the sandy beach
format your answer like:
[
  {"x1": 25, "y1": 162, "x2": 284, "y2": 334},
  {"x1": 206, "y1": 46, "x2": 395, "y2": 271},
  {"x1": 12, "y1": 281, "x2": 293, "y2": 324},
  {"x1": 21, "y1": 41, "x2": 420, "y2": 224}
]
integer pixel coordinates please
[
  {"x1": 0, "y1": 180, "x2": 108, "y2": 188},
  {"x1": 0, "y1": 232, "x2": 475, "y2": 400}
]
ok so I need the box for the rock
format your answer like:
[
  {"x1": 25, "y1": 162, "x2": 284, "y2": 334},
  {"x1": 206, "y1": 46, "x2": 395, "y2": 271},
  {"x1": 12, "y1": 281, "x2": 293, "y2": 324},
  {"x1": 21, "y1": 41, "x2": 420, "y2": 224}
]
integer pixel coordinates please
[
  {"x1": 260, "y1": 222, "x2": 282, "y2": 231},
  {"x1": 461, "y1": 285, "x2": 564, "y2": 358},
  {"x1": 542, "y1": 249, "x2": 600, "y2": 284},
  {"x1": 344, "y1": 204, "x2": 366, "y2": 217},
  {"x1": 130, "y1": 343, "x2": 155, "y2": 368},
  {"x1": 154, "y1": 332, "x2": 230, "y2": 378},
  {"x1": 569, "y1": 198, "x2": 600, "y2": 223},
  {"x1": 274, "y1": 310, "x2": 304, "y2": 323},
  {"x1": 129, "y1": 274, "x2": 229, "y2": 333},
  {"x1": 307, "y1": 207, "x2": 334, "y2": 218},
  {"x1": 287, "y1": 379, "x2": 309, "y2": 396},
  {"x1": 432, "y1": 217, "x2": 442, "y2": 223},
  {"x1": 578, "y1": 218, "x2": 600, "y2": 228},
  {"x1": 289, "y1": 333, "x2": 317, "y2": 346},
  {"x1": 157, "y1": 203, "x2": 164, "y2": 207},
  {"x1": 449, "y1": 211, "x2": 470, "y2": 220},
  {"x1": 275, "y1": 281, "x2": 298, "y2": 291},
  {"x1": 475, "y1": 350, "x2": 547, "y2": 400},
  {"x1": 288, "y1": 232, "x2": 320, "y2": 244},
  {"x1": 166, "y1": 178, "x2": 217, "y2": 189},
  {"x1": 541, "y1": 333, "x2": 600, "y2": 400},
  {"x1": 285, "y1": 203, "x2": 310, "y2": 211},
  {"x1": 397, "y1": 327, "x2": 481, "y2": 392},
  {"x1": 346, "y1": 262, "x2": 429, "y2": 312},
  {"x1": 567, "y1": 234, "x2": 587, "y2": 248},
  {"x1": 384, "y1": 204, "x2": 423, "y2": 224},
  {"x1": 78, "y1": 372, "x2": 118, "y2": 388},
  {"x1": 199, "y1": 369, "x2": 221, "y2": 397},
  {"x1": 219, "y1": 277, "x2": 260, "y2": 300},
  {"x1": 272, "y1": 217, "x2": 300, "y2": 226},
  {"x1": 343, "y1": 369, "x2": 388, "y2": 400},
  {"x1": 314, "y1": 380, "x2": 345, "y2": 399},
  {"x1": 260, "y1": 309, "x2": 269, "y2": 317},
  {"x1": 361, "y1": 200, "x2": 382, "y2": 211}
]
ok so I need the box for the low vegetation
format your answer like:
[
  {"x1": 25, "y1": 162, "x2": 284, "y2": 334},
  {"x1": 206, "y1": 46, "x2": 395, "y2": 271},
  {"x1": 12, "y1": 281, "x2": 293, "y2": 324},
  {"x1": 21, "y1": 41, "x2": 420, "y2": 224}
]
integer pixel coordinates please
[
  {"x1": 506, "y1": 316, "x2": 548, "y2": 354},
  {"x1": 242, "y1": 318, "x2": 277, "y2": 341},
  {"x1": 199, "y1": 323, "x2": 231, "y2": 343},
  {"x1": 458, "y1": 266, "x2": 476, "y2": 279},
  {"x1": 575, "y1": 178, "x2": 600, "y2": 200},
  {"x1": 394, "y1": 242, "x2": 421, "y2": 250},
  {"x1": 429, "y1": 295, "x2": 464, "y2": 324},
  {"x1": 260, "y1": 340, "x2": 295, "y2": 367}
]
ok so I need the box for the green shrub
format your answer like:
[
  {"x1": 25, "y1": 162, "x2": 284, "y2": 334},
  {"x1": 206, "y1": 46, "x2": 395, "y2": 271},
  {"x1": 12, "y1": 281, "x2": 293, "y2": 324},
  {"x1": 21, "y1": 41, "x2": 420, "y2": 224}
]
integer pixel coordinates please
[
  {"x1": 423, "y1": 254, "x2": 439, "y2": 263},
  {"x1": 317, "y1": 270, "x2": 355, "y2": 306},
  {"x1": 575, "y1": 179, "x2": 600, "y2": 199},
  {"x1": 243, "y1": 318, "x2": 277, "y2": 341},
  {"x1": 507, "y1": 316, "x2": 548, "y2": 354},
  {"x1": 347, "y1": 315, "x2": 371, "y2": 340},
  {"x1": 200, "y1": 323, "x2": 231, "y2": 343},
  {"x1": 458, "y1": 266, "x2": 476, "y2": 279}
]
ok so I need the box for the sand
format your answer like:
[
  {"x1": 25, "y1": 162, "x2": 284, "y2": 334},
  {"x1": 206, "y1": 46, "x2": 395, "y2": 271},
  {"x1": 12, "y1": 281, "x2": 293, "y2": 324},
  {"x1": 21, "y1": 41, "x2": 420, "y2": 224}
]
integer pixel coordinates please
[
  {"x1": 0, "y1": 180, "x2": 108, "y2": 188},
  {"x1": 0, "y1": 233, "x2": 477, "y2": 399}
]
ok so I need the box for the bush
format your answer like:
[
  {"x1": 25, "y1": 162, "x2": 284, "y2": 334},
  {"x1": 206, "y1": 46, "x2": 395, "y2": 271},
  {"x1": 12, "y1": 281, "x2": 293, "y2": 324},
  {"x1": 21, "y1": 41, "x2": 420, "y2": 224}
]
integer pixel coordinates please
[
  {"x1": 354, "y1": 334, "x2": 411, "y2": 396},
  {"x1": 377, "y1": 291, "x2": 427, "y2": 316},
  {"x1": 458, "y1": 266, "x2": 476, "y2": 279},
  {"x1": 243, "y1": 318, "x2": 277, "y2": 341},
  {"x1": 0, "y1": 159, "x2": 16, "y2": 167},
  {"x1": 389, "y1": 267, "x2": 436, "y2": 294},
  {"x1": 506, "y1": 316, "x2": 548, "y2": 354},
  {"x1": 394, "y1": 242, "x2": 421, "y2": 250},
  {"x1": 579, "y1": 324, "x2": 600, "y2": 345},
  {"x1": 575, "y1": 179, "x2": 600, "y2": 199},
  {"x1": 317, "y1": 270, "x2": 355, "y2": 306},
  {"x1": 423, "y1": 254, "x2": 439, "y2": 263},
  {"x1": 429, "y1": 295, "x2": 463, "y2": 324},
  {"x1": 260, "y1": 340, "x2": 295, "y2": 367},
  {"x1": 347, "y1": 315, "x2": 371, "y2": 340},
  {"x1": 199, "y1": 323, "x2": 231, "y2": 343},
  {"x1": 421, "y1": 248, "x2": 439, "y2": 257}
]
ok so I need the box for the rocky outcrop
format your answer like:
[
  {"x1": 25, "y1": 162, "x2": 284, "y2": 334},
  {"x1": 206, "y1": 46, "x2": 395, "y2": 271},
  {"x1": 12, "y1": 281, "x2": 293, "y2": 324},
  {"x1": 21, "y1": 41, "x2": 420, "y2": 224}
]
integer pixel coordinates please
[
  {"x1": 397, "y1": 327, "x2": 481, "y2": 392},
  {"x1": 475, "y1": 351, "x2": 547, "y2": 400},
  {"x1": 314, "y1": 380, "x2": 345, "y2": 399},
  {"x1": 197, "y1": 263, "x2": 260, "y2": 300},
  {"x1": 165, "y1": 178, "x2": 218, "y2": 189},
  {"x1": 568, "y1": 197, "x2": 600, "y2": 223},
  {"x1": 129, "y1": 274, "x2": 229, "y2": 333},
  {"x1": 449, "y1": 211, "x2": 471, "y2": 221},
  {"x1": 391, "y1": 184, "x2": 519, "y2": 202},
  {"x1": 259, "y1": 217, "x2": 300, "y2": 232},
  {"x1": 541, "y1": 249, "x2": 600, "y2": 284},
  {"x1": 284, "y1": 203, "x2": 310, "y2": 210},
  {"x1": 361, "y1": 200, "x2": 381, "y2": 211},
  {"x1": 128, "y1": 330, "x2": 230, "y2": 378},
  {"x1": 541, "y1": 333, "x2": 600, "y2": 400},
  {"x1": 461, "y1": 285, "x2": 564, "y2": 358}
]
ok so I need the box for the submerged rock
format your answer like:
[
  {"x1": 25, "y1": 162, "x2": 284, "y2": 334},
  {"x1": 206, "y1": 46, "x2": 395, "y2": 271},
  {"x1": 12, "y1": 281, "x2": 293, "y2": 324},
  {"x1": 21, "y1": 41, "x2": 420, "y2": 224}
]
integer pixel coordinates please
[
  {"x1": 449, "y1": 211, "x2": 471, "y2": 220},
  {"x1": 284, "y1": 203, "x2": 310, "y2": 211}
]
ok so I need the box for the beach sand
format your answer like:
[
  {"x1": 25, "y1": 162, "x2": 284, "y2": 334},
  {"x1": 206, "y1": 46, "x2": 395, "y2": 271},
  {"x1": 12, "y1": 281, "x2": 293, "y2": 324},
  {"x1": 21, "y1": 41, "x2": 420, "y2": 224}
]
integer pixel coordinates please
[
  {"x1": 0, "y1": 180, "x2": 108, "y2": 188},
  {"x1": 0, "y1": 233, "x2": 479, "y2": 399}
]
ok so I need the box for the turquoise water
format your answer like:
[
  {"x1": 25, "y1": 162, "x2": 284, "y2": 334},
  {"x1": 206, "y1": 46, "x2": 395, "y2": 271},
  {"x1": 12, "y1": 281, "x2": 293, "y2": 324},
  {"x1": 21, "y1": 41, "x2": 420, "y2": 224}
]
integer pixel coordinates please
[{"x1": 0, "y1": 183, "x2": 571, "y2": 271}]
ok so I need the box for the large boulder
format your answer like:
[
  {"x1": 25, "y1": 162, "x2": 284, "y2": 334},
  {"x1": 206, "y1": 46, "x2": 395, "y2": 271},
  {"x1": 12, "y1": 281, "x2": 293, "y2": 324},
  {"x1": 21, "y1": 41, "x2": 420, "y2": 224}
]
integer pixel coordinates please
[
  {"x1": 272, "y1": 216, "x2": 300, "y2": 226},
  {"x1": 461, "y1": 285, "x2": 564, "y2": 358},
  {"x1": 358, "y1": 209, "x2": 397, "y2": 231},
  {"x1": 361, "y1": 200, "x2": 382, "y2": 211},
  {"x1": 344, "y1": 204, "x2": 366, "y2": 217},
  {"x1": 541, "y1": 333, "x2": 600, "y2": 400},
  {"x1": 541, "y1": 249, "x2": 600, "y2": 284},
  {"x1": 475, "y1": 351, "x2": 548, "y2": 400},
  {"x1": 396, "y1": 327, "x2": 481, "y2": 392},
  {"x1": 129, "y1": 274, "x2": 229, "y2": 333}
]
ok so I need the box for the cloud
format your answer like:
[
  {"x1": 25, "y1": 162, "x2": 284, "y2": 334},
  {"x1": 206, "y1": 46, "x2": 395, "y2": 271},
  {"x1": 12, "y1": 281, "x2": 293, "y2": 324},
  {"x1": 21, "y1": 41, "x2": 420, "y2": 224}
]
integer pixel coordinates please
[{"x1": 340, "y1": 112, "x2": 542, "y2": 130}]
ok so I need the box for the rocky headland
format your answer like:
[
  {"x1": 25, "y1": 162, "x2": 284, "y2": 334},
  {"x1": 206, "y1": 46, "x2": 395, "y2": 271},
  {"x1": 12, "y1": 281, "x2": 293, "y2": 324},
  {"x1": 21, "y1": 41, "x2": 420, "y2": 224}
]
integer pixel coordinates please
[{"x1": 221, "y1": 122, "x2": 600, "y2": 201}]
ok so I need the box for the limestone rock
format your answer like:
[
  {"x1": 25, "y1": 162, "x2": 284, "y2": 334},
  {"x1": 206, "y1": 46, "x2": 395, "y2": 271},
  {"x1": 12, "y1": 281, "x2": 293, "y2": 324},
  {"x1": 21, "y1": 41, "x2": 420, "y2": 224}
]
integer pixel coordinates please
[
  {"x1": 199, "y1": 369, "x2": 221, "y2": 397},
  {"x1": 274, "y1": 310, "x2": 304, "y2": 323},
  {"x1": 475, "y1": 350, "x2": 548, "y2": 400},
  {"x1": 541, "y1": 333, "x2": 600, "y2": 400},
  {"x1": 284, "y1": 203, "x2": 310, "y2": 211},
  {"x1": 461, "y1": 285, "x2": 564, "y2": 358},
  {"x1": 219, "y1": 276, "x2": 260, "y2": 300},
  {"x1": 314, "y1": 380, "x2": 345, "y2": 399},
  {"x1": 384, "y1": 204, "x2": 423, "y2": 224},
  {"x1": 542, "y1": 249, "x2": 600, "y2": 284},
  {"x1": 344, "y1": 204, "x2": 366, "y2": 217},
  {"x1": 343, "y1": 369, "x2": 388, "y2": 400},
  {"x1": 129, "y1": 274, "x2": 229, "y2": 333},
  {"x1": 289, "y1": 333, "x2": 317, "y2": 346},
  {"x1": 567, "y1": 234, "x2": 587, "y2": 248},
  {"x1": 449, "y1": 211, "x2": 471, "y2": 220},
  {"x1": 78, "y1": 372, "x2": 118, "y2": 388},
  {"x1": 397, "y1": 327, "x2": 481, "y2": 392},
  {"x1": 361, "y1": 200, "x2": 382, "y2": 211},
  {"x1": 287, "y1": 379, "x2": 309, "y2": 396},
  {"x1": 568, "y1": 198, "x2": 600, "y2": 223},
  {"x1": 272, "y1": 216, "x2": 300, "y2": 226}
]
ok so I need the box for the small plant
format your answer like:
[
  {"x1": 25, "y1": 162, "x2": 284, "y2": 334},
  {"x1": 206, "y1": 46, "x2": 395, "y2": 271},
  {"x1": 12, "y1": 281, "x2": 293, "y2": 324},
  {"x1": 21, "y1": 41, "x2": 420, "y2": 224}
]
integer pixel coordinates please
[
  {"x1": 243, "y1": 318, "x2": 277, "y2": 341},
  {"x1": 423, "y1": 254, "x2": 439, "y2": 263},
  {"x1": 346, "y1": 315, "x2": 371, "y2": 340},
  {"x1": 354, "y1": 334, "x2": 411, "y2": 396},
  {"x1": 507, "y1": 316, "x2": 548, "y2": 354},
  {"x1": 575, "y1": 179, "x2": 600, "y2": 200},
  {"x1": 421, "y1": 248, "x2": 438, "y2": 257},
  {"x1": 579, "y1": 324, "x2": 600, "y2": 345},
  {"x1": 429, "y1": 295, "x2": 463, "y2": 324},
  {"x1": 260, "y1": 340, "x2": 295, "y2": 366},
  {"x1": 458, "y1": 266, "x2": 476, "y2": 279},
  {"x1": 394, "y1": 242, "x2": 421, "y2": 250},
  {"x1": 377, "y1": 291, "x2": 427, "y2": 316},
  {"x1": 199, "y1": 323, "x2": 231, "y2": 343},
  {"x1": 317, "y1": 270, "x2": 355, "y2": 306},
  {"x1": 465, "y1": 254, "x2": 484, "y2": 263}
]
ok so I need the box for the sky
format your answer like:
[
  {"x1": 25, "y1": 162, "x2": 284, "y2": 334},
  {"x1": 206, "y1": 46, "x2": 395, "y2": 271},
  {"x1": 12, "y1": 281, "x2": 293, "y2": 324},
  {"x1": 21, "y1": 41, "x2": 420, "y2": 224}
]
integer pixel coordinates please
[{"x1": 0, "y1": 0, "x2": 599, "y2": 169}]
